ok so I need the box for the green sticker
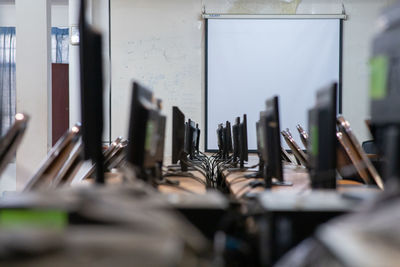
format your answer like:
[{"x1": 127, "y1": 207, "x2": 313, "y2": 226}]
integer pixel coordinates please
[
  {"x1": 370, "y1": 55, "x2": 389, "y2": 100},
  {"x1": 311, "y1": 126, "x2": 318, "y2": 157},
  {"x1": 145, "y1": 120, "x2": 154, "y2": 151},
  {"x1": 258, "y1": 127, "x2": 264, "y2": 150},
  {"x1": 0, "y1": 209, "x2": 67, "y2": 230}
]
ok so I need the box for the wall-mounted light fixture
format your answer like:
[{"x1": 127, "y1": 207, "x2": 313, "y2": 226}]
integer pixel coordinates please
[{"x1": 70, "y1": 25, "x2": 80, "y2": 45}]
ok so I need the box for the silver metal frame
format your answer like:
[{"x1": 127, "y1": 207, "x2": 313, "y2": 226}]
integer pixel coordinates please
[{"x1": 202, "y1": 14, "x2": 347, "y2": 20}]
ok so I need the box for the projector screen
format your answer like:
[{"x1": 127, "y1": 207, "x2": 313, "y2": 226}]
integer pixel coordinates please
[{"x1": 206, "y1": 18, "x2": 341, "y2": 151}]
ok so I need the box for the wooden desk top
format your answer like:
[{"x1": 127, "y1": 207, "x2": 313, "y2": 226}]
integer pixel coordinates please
[
  {"x1": 224, "y1": 165, "x2": 310, "y2": 198},
  {"x1": 81, "y1": 169, "x2": 207, "y2": 195},
  {"x1": 223, "y1": 163, "x2": 379, "y2": 199},
  {"x1": 157, "y1": 171, "x2": 207, "y2": 195}
]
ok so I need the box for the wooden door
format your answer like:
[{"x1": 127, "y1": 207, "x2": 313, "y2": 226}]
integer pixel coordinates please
[{"x1": 52, "y1": 63, "x2": 69, "y2": 146}]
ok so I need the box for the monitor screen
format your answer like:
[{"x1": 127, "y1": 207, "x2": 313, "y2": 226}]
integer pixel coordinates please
[
  {"x1": 239, "y1": 114, "x2": 249, "y2": 165},
  {"x1": 232, "y1": 117, "x2": 240, "y2": 160},
  {"x1": 126, "y1": 81, "x2": 153, "y2": 169},
  {"x1": 172, "y1": 106, "x2": 185, "y2": 164},
  {"x1": 309, "y1": 83, "x2": 337, "y2": 189},
  {"x1": 225, "y1": 121, "x2": 233, "y2": 154},
  {"x1": 217, "y1": 124, "x2": 224, "y2": 152},
  {"x1": 155, "y1": 115, "x2": 167, "y2": 163},
  {"x1": 184, "y1": 119, "x2": 196, "y2": 159},
  {"x1": 265, "y1": 96, "x2": 283, "y2": 182},
  {"x1": 79, "y1": 0, "x2": 105, "y2": 183},
  {"x1": 195, "y1": 124, "x2": 201, "y2": 153},
  {"x1": 79, "y1": 0, "x2": 103, "y2": 161}
]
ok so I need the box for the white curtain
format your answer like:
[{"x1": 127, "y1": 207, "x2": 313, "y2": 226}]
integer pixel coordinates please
[
  {"x1": 51, "y1": 27, "x2": 69, "y2": 63},
  {"x1": 0, "y1": 27, "x2": 16, "y2": 136}
]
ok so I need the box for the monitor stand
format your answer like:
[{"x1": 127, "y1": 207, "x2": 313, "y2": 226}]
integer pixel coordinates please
[{"x1": 272, "y1": 180, "x2": 293, "y2": 186}]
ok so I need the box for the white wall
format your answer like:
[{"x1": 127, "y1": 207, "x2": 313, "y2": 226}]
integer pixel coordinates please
[
  {"x1": 111, "y1": 0, "x2": 204, "y2": 159},
  {"x1": 52, "y1": 1, "x2": 69, "y2": 27},
  {"x1": 0, "y1": 1, "x2": 69, "y2": 27},
  {"x1": 110, "y1": 0, "x2": 397, "y2": 159},
  {"x1": 15, "y1": 0, "x2": 52, "y2": 188},
  {"x1": 0, "y1": 2, "x2": 16, "y2": 26}
]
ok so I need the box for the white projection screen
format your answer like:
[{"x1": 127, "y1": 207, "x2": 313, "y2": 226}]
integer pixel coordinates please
[{"x1": 206, "y1": 18, "x2": 341, "y2": 151}]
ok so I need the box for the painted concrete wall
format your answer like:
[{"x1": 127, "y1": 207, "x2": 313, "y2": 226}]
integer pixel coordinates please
[
  {"x1": 111, "y1": 0, "x2": 204, "y2": 161},
  {"x1": 15, "y1": 0, "x2": 52, "y2": 188},
  {"x1": 110, "y1": 0, "x2": 397, "y2": 160},
  {"x1": 0, "y1": 3, "x2": 16, "y2": 26},
  {"x1": 0, "y1": 1, "x2": 69, "y2": 27}
]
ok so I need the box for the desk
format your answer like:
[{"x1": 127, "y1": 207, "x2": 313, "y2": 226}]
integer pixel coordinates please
[
  {"x1": 223, "y1": 162, "x2": 380, "y2": 199},
  {"x1": 79, "y1": 172, "x2": 125, "y2": 186},
  {"x1": 158, "y1": 171, "x2": 207, "y2": 195},
  {"x1": 224, "y1": 164, "x2": 310, "y2": 198}
]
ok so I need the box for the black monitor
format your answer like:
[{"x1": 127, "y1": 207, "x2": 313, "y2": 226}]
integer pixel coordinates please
[
  {"x1": 238, "y1": 114, "x2": 248, "y2": 168},
  {"x1": 195, "y1": 123, "x2": 201, "y2": 153},
  {"x1": 216, "y1": 123, "x2": 224, "y2": 153},
  {"x1": 262, "y1": 96, "x2": 292, "y2": 187},
  {"x1": 172, "y1": 106, "x2": 185, "y2": 164},
  {"x1": 224, "y1": 121, "x2": 233, "y2": 158},
  {"x1": 232, "y1": 117, "x2": 240, "y2": 163},
  {"x1": 143, "y1": 108, "x2": 162, "y2": 170},
  {"x1": 126, "y1": 81, "x2": 154, "y2": 179},
  {"x1": 79, "y1": 0, "x2": 105, "y2": 184},
  {"x1": 242, "y1": 114, "x2": 249, "y2": 162},
  {"x1": 256, "y1": 120, "x2": 265, "y2": 175},
  {"x1": 155, "y1": 115, "x2": 167, "y2": 165},
  {"x1": 308, "y1": 83, "x2": 337, "y2": 189},
  {"x1": 192, "y1": 123, "x2": 198, "y2": 156},
  {"x1": 265, "y1": 97, "x2": 283, "y2": 184},
  {"x1": 184, "y1": 119, "x2": 196, "y2": 159}
]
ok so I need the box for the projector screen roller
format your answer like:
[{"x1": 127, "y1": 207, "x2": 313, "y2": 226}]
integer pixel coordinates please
[{"x1": 206, "y1": 18, "x2": 340, "y2": 151}]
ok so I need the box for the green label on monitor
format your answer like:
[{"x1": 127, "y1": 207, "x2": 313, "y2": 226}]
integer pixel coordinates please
[
  {"x1": 145, "y1": 120, "x2": 154, "y2": 151},
  {"x1": 0, "y1": 209, "x2": 67, "y2": 230},
  {"x1": 370, "y1": 55, "x2": 389, "y2": 100},
  {"x1": 258, "y1": 127, "x2": 264, "y2": 150},
  {"x1": 311, "y1": 126, "x2": 318, "y2": 156}
]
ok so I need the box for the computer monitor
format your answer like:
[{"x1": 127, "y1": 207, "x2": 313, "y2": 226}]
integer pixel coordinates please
[
  {"x1": 172, "y1": 106, "x2": 185, "y2": 164},
  {"x1": 296, "y1": 124, "x2": 309, "y2": 149},
  {"x1": 216, "y1": 123, "x2": 224, "y2": 154},
  {"x1": 143, "y1": 108, "x2": 161, "y2": 170},
  {"x1": 336, "y1": 116, "x2": 384, "y2": 190},
  {"x1": 256, "y1": 120, "x2": 265, "y2": 174},
  {"x1": 224, "y1": 121, "x2": 233, "y2": 158},
  {"x1": 155, "y1": 115, "x2": 167, "y2": 165},
  {"x1": 151, "y1": 114, "x2": 167, "y2": 181},
  {"x1": 195, "y1": 124, "x2": 201, "y2": 153},
  {"x1": 232, "y1": 117, "x2": 240, "y2": 163},
  {"x1": 308, "y1": 83, "x2": 337, "y2": 189},
  {"x1": 265, "y1": 96, "x2": 283, "y2": 182},
  {"x1": 24, "y1": 125, "x2": 81, "y2": 191},
  {"x1": 184, "y1": 119, "x2": 196, "y2": 160},
  {"x1": 192, "y1": 122, "x2": 198, "y2": 156},
  {"x1": 79, "y1": 0, "x2": 105, "y2": 184},
  {"x1": 238, "y1": 114, "x2": 249, "y2": 168},
  {"x1": 281, "y1": 130, "x2": 308, "y2": 166},
  {"x1": 260, "y1": 96, "x2": 293, "y2": 187},
  {"x1": 242, "y1": 114, "x2": 249, "y2": 162},
  {"x1": 126, "y1": 81, "x2": 154, "y2": 179}
]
